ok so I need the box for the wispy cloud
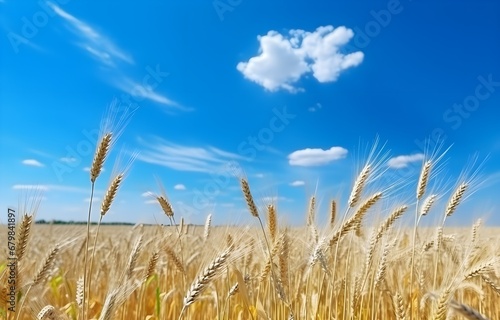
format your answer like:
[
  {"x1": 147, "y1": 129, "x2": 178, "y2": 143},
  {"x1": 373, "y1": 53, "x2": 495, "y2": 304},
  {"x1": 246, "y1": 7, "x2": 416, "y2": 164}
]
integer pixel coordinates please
[
  {"x1": 387, "y1": 153, "x2": 424, "y2": 169},
  {"x1": 288, "y1": 146, "x2": 348, "y2": 166},
  {"x1": 113, "y1": 77, "x2": 188, "y2": 110},
  {"x1": 136, "y1": 137, "x2": 248, "y2": 173},
  {"x1": 48, "y1": 2, "x2": 133, "y2": 67},
  {"x1": 22, "y1": 159, "x2": 44, "y2": 167}
]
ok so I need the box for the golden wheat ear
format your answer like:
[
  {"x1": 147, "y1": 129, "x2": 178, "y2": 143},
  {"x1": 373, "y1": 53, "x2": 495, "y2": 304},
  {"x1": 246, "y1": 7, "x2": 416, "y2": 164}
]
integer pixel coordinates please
[
  {"x1": 183, "y1": 246, "x2": 233, "y2": 308},
  {"x1": 240, "y1": 178, "x2": 259, "y2": 218}
]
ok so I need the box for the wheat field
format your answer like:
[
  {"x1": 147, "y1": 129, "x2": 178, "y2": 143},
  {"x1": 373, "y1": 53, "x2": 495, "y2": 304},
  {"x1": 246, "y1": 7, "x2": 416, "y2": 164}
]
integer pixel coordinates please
[{"x1": 1, "y1": 121, "x2": 500, "y2": 320}]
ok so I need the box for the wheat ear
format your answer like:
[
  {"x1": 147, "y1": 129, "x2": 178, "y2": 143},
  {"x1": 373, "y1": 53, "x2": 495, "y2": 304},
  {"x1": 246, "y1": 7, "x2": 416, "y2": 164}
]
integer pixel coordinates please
[
  {"x1": 349, "y1": 164, "x2": 371, "y2": 207},
  {"x1": 420, "y1": 194, "x2": 437, "y2": 216},
  {"x1": 157, "y1": 196, "x2": 174, "y2": 217},
  {"x1": 143, "y1": 251, "x2": 160, "y2": 283},
  {"x1": 445, "y1": 183, "x2": 468, "y2": 217},
  {"x1": 164, "y1": 245, "x2": 186, "y2": 274},
  {"x1": 101, "y1": 174, "x2": 123, "y2": 216},
  {"x1": 330, "y1": 200, "x2": 336, "y2": 227},
  {"x1": 183, "y1": 246, "x2": 232, "y2": 307},
  {"x1": 267, "y1": 204, "x2": 277, "y2": 243},
  {"x1": 307, "y1": 196, "x2": 316, "y2": 225},
  {"x1": 76, "y1": 276, "x2": 84, "y2": 308},
  {"x1": 33, "y1": 245, "x2": 59, "y2": 285},
  {"x1": 417, "y1": 160, "x2": 432, "y2": 199},
  {"x1": 16, "y1": 213, "x2": 33, "y2": 262},
  {"x1": 125, "y1": 236, "x2": 143, "y2": 279},
  {"x1": 240, "y1": 178, "x2": 259, "y2": 217},
  {"x1": 90, "y1": 132, "x2": 112, "y2": 183},
  {"x1": 449, "y1": 300, "x2": 490, "y2": 320},
  {"x1": 330, "y1": 192, "x2": 382, "y2": 246},
  {"x1": 37, "y1": 305, "x2": 57, "y2": 320},
  {"x1": 203, "y1": 213, "x2": 212, "y2": 241}
]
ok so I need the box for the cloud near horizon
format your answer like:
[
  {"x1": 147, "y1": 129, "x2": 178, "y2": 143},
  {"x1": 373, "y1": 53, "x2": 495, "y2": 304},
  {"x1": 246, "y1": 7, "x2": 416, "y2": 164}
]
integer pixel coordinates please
[{"x1": 237, "y1": 25, "x2": 364, "y2": 92}]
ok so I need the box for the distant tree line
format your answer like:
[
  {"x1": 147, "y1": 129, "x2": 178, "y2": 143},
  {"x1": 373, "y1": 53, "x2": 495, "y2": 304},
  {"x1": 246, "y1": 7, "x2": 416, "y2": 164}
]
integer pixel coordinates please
[{"x1": 35, "y1": 220, "x2": 135, "y2": 226}]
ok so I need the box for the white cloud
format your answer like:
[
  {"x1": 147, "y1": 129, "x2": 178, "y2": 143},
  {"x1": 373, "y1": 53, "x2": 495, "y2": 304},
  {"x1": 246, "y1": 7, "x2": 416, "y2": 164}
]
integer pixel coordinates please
[
  {"x1": 388, "y1": 153, "x2": 424, "y2": 169},
  {"x1": 174, "y1": 184, "x2": 186, "y2": 190},
  {"x1": 290, "y1": 180, "x2": 305, "y2": 187},
  {"x1": 48, "y1": 2, "x2": 133, "y2": 67},
  {"x1": 22, "y1": 159, "x2": 44, "y2": 167},
  {"x1": 237, "y1": 25, "x2": 364, "y2": 92},
  {"x1": 255, "y1": 173, "x2": 265, "y2": 178},
  {"x1": 136, "y1": 137, "x2": 248, "y2": 173},
  {"x1": 288, "y1": 146, "x2": 348, "y2": 166}
]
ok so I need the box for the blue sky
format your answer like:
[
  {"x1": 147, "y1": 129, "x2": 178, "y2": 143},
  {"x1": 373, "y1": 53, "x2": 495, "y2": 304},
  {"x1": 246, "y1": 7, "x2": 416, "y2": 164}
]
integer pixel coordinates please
[{"x1": 1, "y1": 0, "x2": 500, "y2": 226}]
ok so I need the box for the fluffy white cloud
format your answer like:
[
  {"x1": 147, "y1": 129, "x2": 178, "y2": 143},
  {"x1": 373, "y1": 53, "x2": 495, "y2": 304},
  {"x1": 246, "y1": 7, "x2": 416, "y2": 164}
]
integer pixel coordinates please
[
  {"x1": 290, "y1": 180, "x2": 305, "y2": 187},
  {"x1": 288, "y1": 146, "x2": 348, "y2": 166},
  {"x1": 237, "y1": 25, "x2": 364, "y2": 92},
  {"x1": 387, "y1": 154, "x2": 425, "y2": 169},
  {"x1": 22, "y1": 159, "x2": 44, "y2": 167},
  {"x1": 174, "y1": 184, "x2": 186, "y2": 190}
]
